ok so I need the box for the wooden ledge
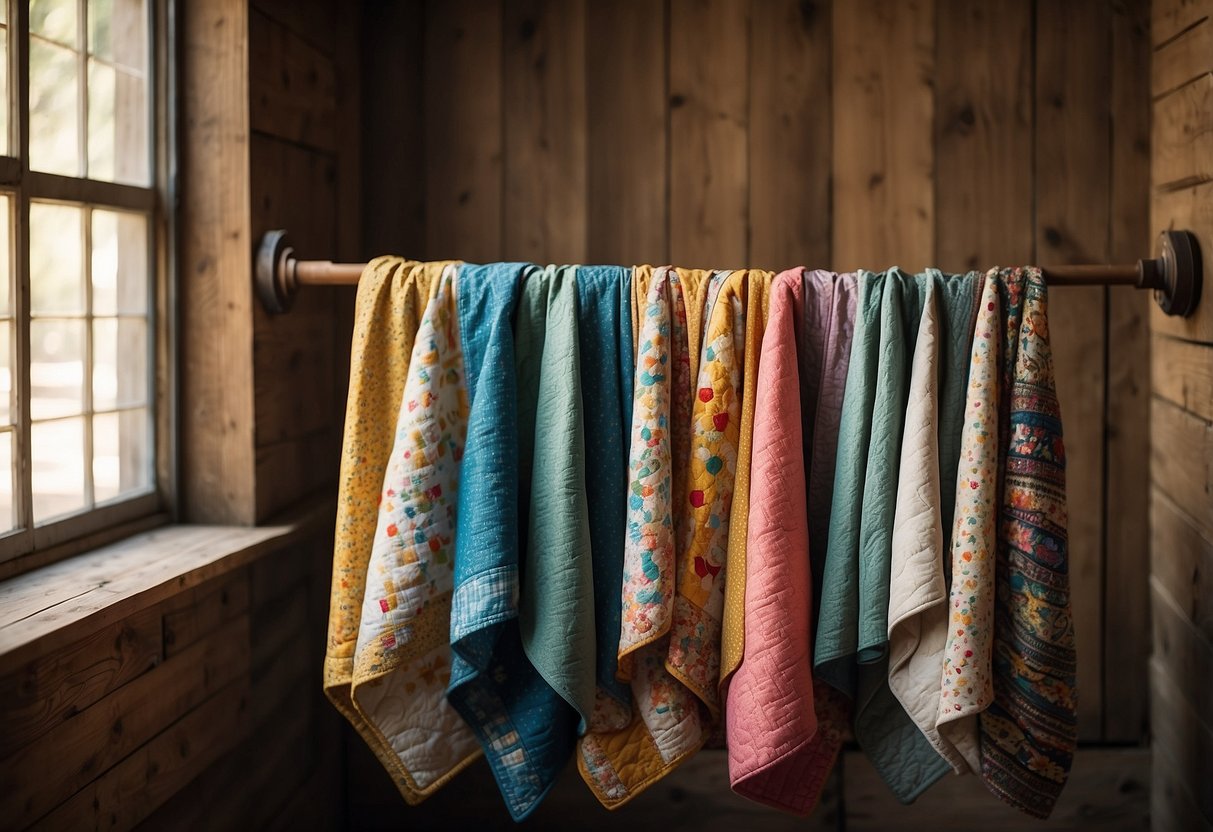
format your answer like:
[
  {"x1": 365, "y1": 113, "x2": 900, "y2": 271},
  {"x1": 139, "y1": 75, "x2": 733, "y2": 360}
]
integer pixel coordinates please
[{"x1": 0, "y1": 503, "x2": 331, "y2": 674}]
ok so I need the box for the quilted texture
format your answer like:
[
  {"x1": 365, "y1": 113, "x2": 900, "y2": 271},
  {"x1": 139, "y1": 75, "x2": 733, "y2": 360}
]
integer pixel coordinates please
[
  {"x1": 887, "y1": 277, "x2": 979, "y2": 775},
  {"x1": 578, "y1": 266, "x2": 719, "y2": 808},
  {"x1": 726, "y1": 269, "x2": 841, "y2": 814},
  {"x1": 446, "y1": 263, "x2": 579, "y2": 820},
  {"x1": 324, "y1": 257, "x2": 435, "y2": 724},
  {"x1": 937, "y1": 273, "x2": 1001, "y2": 744},
  {"x1": 815, "y1": 270, "x2": 884, "y2": 697},
  {"x1": 719, "y1": 270, "x2": 774, "y2": 692},
  {"x1": 576, "y1": 266, "x2": 636, "y2": 720},
  {"x1": 818, "y1": 269, "x2": 951, "y2": 803},
  {"x1": 348, "y1": 263, "x2": 483, "y2": 803},
  {"x1": 978, "y1": 267, "x2": 1077, "y2": 819},
  {"x1": 516, "y1": 264, "x2": 598, "y2": 736}
]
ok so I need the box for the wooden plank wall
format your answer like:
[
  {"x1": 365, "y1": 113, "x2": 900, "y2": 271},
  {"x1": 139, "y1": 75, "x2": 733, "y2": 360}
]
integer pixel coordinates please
[
  {"x1": 351, "y1": 0, "x2": 1154, "y2": 827},
  {"x1": 362, "y1": 0, "x2": 1151, "y2": 745},
  {"x1": 0, "y1": 534, "x2": 339, "y2": 831},
  {"x1": 248, "y1": 0, "x2": 362, "y2": 523},
  {"x1": 1148, "y1": 1, "x2": 1213, "y2": 828}
]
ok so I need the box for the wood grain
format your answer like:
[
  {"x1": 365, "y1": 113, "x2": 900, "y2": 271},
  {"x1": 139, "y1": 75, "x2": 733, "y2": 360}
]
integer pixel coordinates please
[
  {"x1": 249, "y1": 9, "x2": 337, "y2": 153},
  {"x1": 0, "y1": 615, "x2": 250, "y2": 828},
  {"x1": 178, "y1": 0, "x2": 256, "y2": 524},
  {"x1": 1151, "y1": 334, "x2": 1213, "y2": 420},
  {"x1": 934, "y1": 0, "x2": 1033, "y2": 272},
  {"x1": 0, "y1": 606, "x2": 162, "y2": 757},
  {"x1": 832, "y1": 0, "x2": 934, "y2": 272},
  {"x1": 1150, "y1": 396, "x2": 1213, "y2": 541},
  {"x1": 1152, "y1": 0, "x2": 1213, "y2": 46},
  {"x1": 503, "y1": 0, "x2": 588, "y2": 263},
  {"x1": 32, "y1": 681, "x2": 251, "y2": 832},
  {"x1": 747, "y1": 0, "x2": 831, "y2": 270},
  {"x1": 360, "y1": 0, "x2": 425, "y2": 259},
  {"x1": 1104, "y1": 0, "x2": 1152, "y2": 744},
  {"x1": 1152, "y1": 18, "x2": 1213, "y2": 98},
  {"x1": 1149, "y1": 657, "x2": 1213, "y2": 820},
  {"x1": 1152, "y1": 743, "x2": 1213, "y2": 831},
  {"x1": 585, "y1": 0, "x2": 667, "y2": 265},
  {"x1": 425, "y1": 0, "x2": 504, "y2": 262},
  {"x1": 1151, "y1": 488, "x2": 1213, "y2": 645},
  {"x1": 163, "y1": 572, "x2": 250, "y2": 657},
  {"x1": 0, "y1": 523, "x2": 302, "y2": 672},
  {"x1": 1151, "y1": 579, "x2": 1213, "y2": 734},
  {"x1": 669, "y1": 0, "x2": 750, "y2": 268},
  {"x1": 1153, "y1": 75, "x2": 1213, "y2": 192},
  {"x1": 252, "y1": 0, "x2": 336, "y2": 56},
  {"x1": 842, "y1": 748, "x2": 1149, "y2": 831},
  {"x1": 1035, "y1": 0, "x2": 1110, "y2": 742}
]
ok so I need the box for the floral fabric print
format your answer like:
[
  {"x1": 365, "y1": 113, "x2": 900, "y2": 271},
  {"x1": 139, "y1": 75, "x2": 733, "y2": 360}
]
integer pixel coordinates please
[
  {"x1": 938, "y1": 273, "x2": 1000, "y2": 736},
  {"x1": 579, "y1": 266, "x2": 715, "y2": 808},
  {"x1": 325, "y1": 258, "x2": 436, "y2": 715},
  {"x1": 668, "y1": 269, "x2": 746, "y2": 715},
  {"x1": 979, "y1": 267, "x2": 1077, "y2": 819},
  {"x1": 349, "y1": 263, "x2": 482, "y2": 802}
]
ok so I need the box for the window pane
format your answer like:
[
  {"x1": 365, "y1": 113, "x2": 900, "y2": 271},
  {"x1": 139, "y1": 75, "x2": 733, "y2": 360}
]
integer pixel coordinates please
[
  {"x1": 0, "y1": 197, "x2": 9, "y2": 317},
  {"x1": 30, "y1": 319, "x2": 85, "y2": 419},
  {"x1": 87, "y1": 60, "x2": 147, "y2": 185},
  {"x1": 0, "y1": 320, "x2": 9, "y2": 424},
  {"x1": 30, "y1": 38, "x2": 81, "y2": 176},
  {"x1": 30, "y1": 203, "x2": 84, "y2": 315},
  {"x1": 87, "y1": 0, "x2": 148, "y2": 185},
  {"x1": 0, "y1": 37, "x2": 9, "y2": 156},
  {"x1": 93, "y1": 408, "x2": 149, "y2": 503},
  {"x1": 32, "y1": 416, "x2": 86, "y2": 522},
  {"x1": 0, "y1": 430, "x2": 12, "y2": 533},
  {"x1": 92, "y1": 210, "x2": 147, "y2": 315},
  {"x1": 89, "y1": 0, "x2": 146, "y2": 71},
  {"x1": 93, "y1": 317, "x2": 146, "y2": 410},
  {"x1": 31, "y1": 0, "x2": 77, "y2": 45}
]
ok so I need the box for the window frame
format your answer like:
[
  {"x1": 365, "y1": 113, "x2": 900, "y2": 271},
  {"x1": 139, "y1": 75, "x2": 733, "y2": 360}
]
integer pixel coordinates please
[{"x1": 0, "y1": 0, "x2": 174, "y2": 571}]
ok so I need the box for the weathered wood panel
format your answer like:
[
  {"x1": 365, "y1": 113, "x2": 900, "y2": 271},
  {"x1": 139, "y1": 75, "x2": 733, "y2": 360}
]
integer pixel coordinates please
[
  {"x1": 32, "y1": 681, "x2": 251, "y2": 832},
  {"x1": 425, "y1": 0, "x2": 504, "y2": 262},
  {"x1": 1151, "y1": 579, "x2": 1213, "y2": 733},
  {"x1": 1035, "y1": 0, "x2": 1110, "y2": 742},
  {"x1": 832, "y1": 0, "x2": 934, "y2": 272},
  {"x1": 360, "y1": 0, "x2": 425, "y2": 259},
  {"x1": 502, "y1": 0, "x2": 588, "y2": 263},
  {"x1": 747, "y1": 0, "x2": 831, "y2": 270},
  {"x1": 0, "y1": 606, "x2": 162, "y2": 757},
  {"x1": 844, "y1": 749, "x2": 1150, "y2": 831},
  {"x1": 1152, "y1": 17, "x2": 1213, "y2": 97},
  {"x1": 162, "y1": 571, "x2": 250, "y2": 658},
  {"x1": 249, "y1": 9, "x2": 337, "y2": 153},
  {"x1": 1151, "y1": 488, "x2": 1213, "y2": 645},
  {"x1": 1153, "y1": 75, "x2": 1213, "y2": 192},
  {"x1": 934, "y1": 0, "x2": 1033, "y2": 272},
  {"x1": 1149, "y1": 657, "x2": 1213, "y2": 821},
  {"x1": 178, "y1": 0, "x2": 257, "y2": 525},
  {"x1": 1103, "y1": 0, "x2": 1152, "y2": 744},
  {"x1": 1153, "y1": 0, "x2": 1213, "y2": 45},
  {"x1": 584, "y1": 0, "x2": 667, "y2": 266},
  {"x1": 669, "y1": 0, "x2": 750, "y2": 268},
  {"x1": 0, "y1": 615, "x2": 250, "y2": 828},
  {"x1": 1151, "y1": 333, "x2": 1213, "y2": 421},
  {"x1": 1150, "y1": 396, "x2": 1213, "y2": 542}
]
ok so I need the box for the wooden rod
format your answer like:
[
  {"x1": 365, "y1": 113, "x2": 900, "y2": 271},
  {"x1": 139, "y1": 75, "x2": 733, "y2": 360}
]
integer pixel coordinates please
[{"x1": 254, "y1": 229, "x2": 1202, "y2": 317}]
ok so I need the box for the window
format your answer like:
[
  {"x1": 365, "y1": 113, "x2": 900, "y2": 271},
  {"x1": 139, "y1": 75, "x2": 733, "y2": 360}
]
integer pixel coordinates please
[{"x1": 1, "y1": 0, "x2": 163, "y2": 566}]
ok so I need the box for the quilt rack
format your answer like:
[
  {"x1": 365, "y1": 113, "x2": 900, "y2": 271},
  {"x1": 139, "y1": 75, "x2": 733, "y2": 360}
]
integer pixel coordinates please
[{"x1": 253, "y1": 228, "x2": 1203, "y2": 318}]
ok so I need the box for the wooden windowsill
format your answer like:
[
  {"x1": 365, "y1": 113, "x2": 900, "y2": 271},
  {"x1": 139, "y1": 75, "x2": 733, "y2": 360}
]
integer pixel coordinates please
[{"x1": 0, "y1": 502, "x2": 332, "y2": 674}]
